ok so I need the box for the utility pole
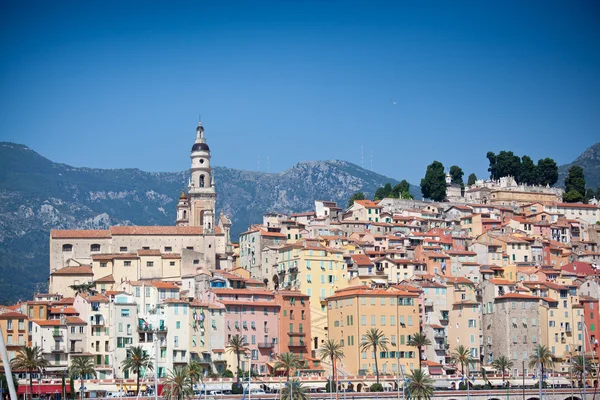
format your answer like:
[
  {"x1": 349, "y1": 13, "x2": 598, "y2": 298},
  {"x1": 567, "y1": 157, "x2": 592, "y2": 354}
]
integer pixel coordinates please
[
  {"x1": 582, "y1": 313, "x2": 587, "y2": 400},
  {"x1": 522, "y1": 360, "x2": 525, "y2": 400}
]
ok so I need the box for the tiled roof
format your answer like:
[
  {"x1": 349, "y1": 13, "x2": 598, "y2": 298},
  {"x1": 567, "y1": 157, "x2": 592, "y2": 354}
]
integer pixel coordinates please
[
  {"x1": 66, "y1": 317, "x2": 86, "y2": 325},
  {"x1": 350, "y1": 254, "x2": 372, "y2": 266},
  {"x1": 95, "y1": 274, "x2": 115, "y2": 283},
  {"x1": 354, "y1": 200, "x2": 383, "y2": 209},
  {"x1": 556, "y1": 203, "x2": 599, "y2": 209},
  {"x1": 497, "y1": 293, "x2": 538, "y2": 300},
  {"x1": 137, "y1": 249, "x2": 162, "y2": 256},
  {"x1": 51, "y1": 265, "x2": 93, "y2": 275},
  {"x1": 51, "y1": 230, "x2": 111, "y2": 239},
  {"x1": 110, "y1": 226, "x2": 208, "y2": 235}
]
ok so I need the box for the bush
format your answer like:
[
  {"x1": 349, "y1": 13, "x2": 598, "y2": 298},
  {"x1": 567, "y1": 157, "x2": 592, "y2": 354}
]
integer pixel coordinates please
[
  {"x1": 231, "y1": 382, "x2": 244, "y2": 395},
  {"x1": 369, "y1": 383, "x2": 384, "y2": 392},
  {"x1": 222, "y1": 369, "x2": 234, "y2": 378},
  {"x1": 325, "y1": 380, "x2": 334, "y2": 392}
]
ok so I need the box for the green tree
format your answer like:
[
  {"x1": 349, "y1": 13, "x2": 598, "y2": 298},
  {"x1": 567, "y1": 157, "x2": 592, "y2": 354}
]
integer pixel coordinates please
[
  {"x1": 317, "y1": 339, "x2": 344, "y2": 395},
  {"x1": 529, "y1": 345, "x2": 555, "y2": 386},
  {"x1": 68, "y1": 282, "x2": 95, "y2": 295},
  {"x1": 162, "y1": 366, "x2": 193, "y2": 400},
  {"x1": 407, "y1": 333, "x2": 432, "y2": 371},
  {"x1": 392, "y1": 180, "x2": 413, "y2": 199},
  {"x1": 537, "y1": 158, "x2": 558, "y2": 186},
  {"x1": 10, "y1": 345, "x2": 50, "y2": 399},
  {"x1": 347, "y1": 191, "x2": 366, "y2": 208},
  {"x1": 360, "y1": 328, "x2": 389, "y2": 385},
  {"x1": 226, "y1": 334, "x2": 249, "y2": 382},
  {"x1": 121, "y1": 346, "x2": 154, "y2": 395},
  {"x1": 467, "y1": 173, "x2": 477, "y2": 186},
  {"x1": 280, "y1": 379, "x2": 309, "y2": 400},
  {"x1": 564, "y1": 190, "x2": 584, "y2": 203},
  {"x1": 584, "y1": 188, "x2": 596, "y2": 204},
  {"x1": 564, "y1": 166, "x2": 586, "y2": 203},
  {"x1": 487, "y1": 151, "x2": 521, "y2": 179},
  {"x1": 571, "y1": 354, "x2": 596, "y2": 388},
  {"x1": 186, "y1": 361, "x2": 203, "y2": 389},
  {"x1": 449, "y1": 165, "x2": 464, "y2": 185},
  {"x1": 0, "y1": 373, "x2": 19, "y2": 397},
  {"x1": 68, "y1": 356, "x2": 96, "y2": 400},
  {"x1": 274, "y1": 352, "x2": 303, "y2": 381},
  {"x1": 450, "y1": 345, "x2": 475, "y2": 377},
  {"x1": 491, "y1": 356, "x2": 513, "y2": 386},
  {"x1": 420, "y1": 161, "x2": 446, "y2": 201},
  {"x1": 406, "y1": 369, "x2": 435, "y2": 399},
  {"x1": 374, "y1": 183, "x2": 394, "y2": 200},
  {"x1": 518, "y1": 155, "x2": 538, "y2": 185}
]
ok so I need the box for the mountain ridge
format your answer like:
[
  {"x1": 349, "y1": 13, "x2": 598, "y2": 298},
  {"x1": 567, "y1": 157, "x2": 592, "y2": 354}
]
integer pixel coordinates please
[{"x1": 0, "y1": 141, "x2": 416, "y2": 303}]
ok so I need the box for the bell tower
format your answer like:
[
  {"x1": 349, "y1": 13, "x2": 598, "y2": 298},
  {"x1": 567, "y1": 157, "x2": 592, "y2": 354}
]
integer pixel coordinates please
[{"x1": 187, "y1": 121, "x2": 216, "y2": 230}]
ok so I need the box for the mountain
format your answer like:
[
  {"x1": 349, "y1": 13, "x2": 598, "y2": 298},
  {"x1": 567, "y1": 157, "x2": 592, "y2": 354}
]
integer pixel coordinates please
[
  {"x1": 558, "y1": 142, "x2": 600, "y2": 189},
  {"x1": 0, "y1": 142, "x2": 417, "y2": 304}
]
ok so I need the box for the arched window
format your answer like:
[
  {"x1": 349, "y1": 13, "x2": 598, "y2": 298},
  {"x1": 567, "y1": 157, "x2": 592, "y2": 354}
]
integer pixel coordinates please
[
  {"x1": 90, "y1": 244, "x2": 100, "y2": 252},
  {"x1": 62, "y1": 244, "x2": 73, "y2": 252},
  {"x1": 200, "y1": 175, "x2": 205, "y2": 188},
  {"x1": 183, "y1": 210, "x2": 187, "y2": 219}
]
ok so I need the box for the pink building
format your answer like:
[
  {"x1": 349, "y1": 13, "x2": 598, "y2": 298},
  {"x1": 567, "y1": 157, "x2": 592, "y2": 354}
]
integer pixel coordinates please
[{"x1": 213, "y1": 288, "x2": 281, "y2": 375}]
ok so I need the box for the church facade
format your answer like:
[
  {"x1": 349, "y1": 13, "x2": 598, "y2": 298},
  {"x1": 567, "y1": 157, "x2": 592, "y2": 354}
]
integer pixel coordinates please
[{"x1": 49, "y1": 122, "x2": 234, "y2": 296}]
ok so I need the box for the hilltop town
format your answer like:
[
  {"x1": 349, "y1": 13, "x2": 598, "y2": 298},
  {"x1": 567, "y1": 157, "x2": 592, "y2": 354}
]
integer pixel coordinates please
[{"x1": 2, "y1": 122, "x2": 600, "y2": 396}]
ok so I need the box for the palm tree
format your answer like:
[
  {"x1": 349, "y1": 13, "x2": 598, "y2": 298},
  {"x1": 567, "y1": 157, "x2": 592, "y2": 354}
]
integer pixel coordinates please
[
  {"x1": 273, "y1": 353, "x2": 302, "y2": 381},
  {"x1": 317, "y1": 339, "x2": 344, "y2": 397},
  {"x1": 226, "y1": 334, "x2": 249, "y2": 382},
  {"x1": 162, "y1": 366, "x2": 193, "y2": 400},
  {"x1": 280, "y1": 379, "x2": 309, "y2": 400},
  {"x1": 450, "y1": 345, "x2": 475, "y2": 377},
  {"x1": 407, "y1": 333, "x2": 432, "y2": 371},
  {"x1": 572, "y1": 355, "x2": 595, "y2": 388},
  {"x1": 227, "y1": 335, "x2": 249, "y2": 382},
  {"x1": 406, "y1": 369, "x2": 434, "y2": 400},
  {"x1": 360, "y1": 328, "x2": 389, "y2": 385},
  {"x1": 10, "y1": 345, "x2": 50, "y2": 399},
  {"x1": 69, "y1": 356, "x2": 96, "y2": 400},
  {"x1": 529, "y1": 345, "x2": 554, "y2": 385},
  {"x1": 187, "y1": 361, "x2": 203, "y2": 390},
  {"x1": 491, "y1": 356, "x2": 513, "y2": 386},
  {"x1": 120, "y1": 346, "x2": 154, "y2": 395}
]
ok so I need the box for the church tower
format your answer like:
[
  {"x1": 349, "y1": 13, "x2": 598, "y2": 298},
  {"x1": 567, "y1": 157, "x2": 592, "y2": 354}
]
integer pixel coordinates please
[{"x1": 187, "y1": 121, "x2": 216, "y2": 230}]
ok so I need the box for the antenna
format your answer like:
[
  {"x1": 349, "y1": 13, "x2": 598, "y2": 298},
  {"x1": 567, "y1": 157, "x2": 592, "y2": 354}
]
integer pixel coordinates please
[{"x1": 361, "y1": 145, "x2": 364, "y2": 169}]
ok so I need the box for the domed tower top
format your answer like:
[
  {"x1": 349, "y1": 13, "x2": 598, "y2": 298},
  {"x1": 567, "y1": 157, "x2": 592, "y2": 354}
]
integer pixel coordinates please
[{"x1": 191, "y1": 122, "x2": 210, "y2": 152}]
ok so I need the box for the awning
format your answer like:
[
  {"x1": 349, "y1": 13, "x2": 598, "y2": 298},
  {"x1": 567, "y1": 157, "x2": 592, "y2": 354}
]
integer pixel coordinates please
[
  {"x1": 371, "y1": 279, "x2": 387, "y2": 284},
  {"x1": 508, "y1": 378, "x2": 537, "y2": 386},
  {"x1": 428, "y1": 367, "x2": 444, "y2": 375},
  {"x1": 123, "y1": 384, "x2": 147, "y2": 392},
  {"x1": 18, "y1": 385, "x2": 71, "y2": 395},
  {"x1": 433, "y1": 380, "x2": 452, "y2": 389}
]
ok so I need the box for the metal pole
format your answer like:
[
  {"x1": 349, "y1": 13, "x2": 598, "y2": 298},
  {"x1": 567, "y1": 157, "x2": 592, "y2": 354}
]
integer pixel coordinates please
[
  {"x1": 396, "y1": 355, "x2": 400, "y2": 400},
  {"x1": 154, "y1": 335, "x2": 159, "y2": 400},
  {"x1": 399, "y1": 364, "x2": 406, "y2": 400},
  {"x1": 522, "y1": 360, "x2": 525, "y2": 400},
  {"x1": 0, "y1": 332, "x2": 17, "y2": 400},
  {"x1": 249, "y1": 358, "x2": 252, "y2": 400},
  {"x1": 583, "y1": 314, "x2": 587, "y2": 400},
  {"x1": 538, "y1": 345, "x2": 542, "y2": 400},
  {"x1": 466, "y1": 369, "x2": 470, "y2": 400}
]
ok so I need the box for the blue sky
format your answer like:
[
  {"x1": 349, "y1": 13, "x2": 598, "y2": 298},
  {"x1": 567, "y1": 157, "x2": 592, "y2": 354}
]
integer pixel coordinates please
[{"x1": 1, "y1": 1, "x2": 599, "y2": 184}]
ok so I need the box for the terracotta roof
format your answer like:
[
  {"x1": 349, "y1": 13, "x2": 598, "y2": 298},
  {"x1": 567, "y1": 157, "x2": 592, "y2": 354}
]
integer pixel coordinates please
[
  {"x1": 110, "y1": 226, "x2": 207, "y2": 235},
  {"x1": 497, "y1": 293, "x2": 539, "y2": 300},
  {"x1": 66, "y1": 317, "x2": 86, "y2": 325},
  {"x1": 152, "y1": 281, "x2": 180, "y2": 289},
  {"x1": 351, "y1": 254, "x2": 372, "y2": 266},
  {"x1": 0, "y1": 311, "x2": 27, "y2": 318},
  {"x1": 35, "y1": 320, "x2": 64, "y2": 327},
  {"x1": 51, "y1": 265, "x2": 93, "y2": 275},
  {"x1": 487, "y1": 278, "x2": 514, "y2": 285},
  {"x1": 259, "y1": 229, "x2": 286, "y2": 238},
  {"x1": 79, "y1": 293, "x2": 110, "y2": 303},
  {"x1": 446, "y1": 250, "x2": 477, "y2": 256},
  {"x1": 51, "y1": 230, "x2": 111, "y2": 239},
  {"x1": 556, "y1": 203, "x2": 599, "y2": 209},
  {"x1": 218, "y1": 300, "x2": 280, "y2": 307},
  {"x1": 95, "y1": 274, "x2": 115, "y2": 283},
  {"x1": 92, "y1": 253, "x2": 138, "y2": 260},
  {"x1": 542, "y1": 297, "x2": 558, "y2": 303},
  {"x1": 354, "y1": 200, "x2": 383, "y2": 209},
  {"x1": 49, "y1": 307, "x2": 78, "y2": 314},
  {"x1": 161, "y1": 254, "x2": 181, "y2": 259},
  {"x1": 138, "y1": 249, "x2": 162, "y2": 256}
]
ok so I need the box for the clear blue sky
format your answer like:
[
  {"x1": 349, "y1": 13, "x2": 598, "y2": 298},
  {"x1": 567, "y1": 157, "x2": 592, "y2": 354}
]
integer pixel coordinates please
[{"x1": 1, "y1": 1, "x2": 598, "y2": 184}]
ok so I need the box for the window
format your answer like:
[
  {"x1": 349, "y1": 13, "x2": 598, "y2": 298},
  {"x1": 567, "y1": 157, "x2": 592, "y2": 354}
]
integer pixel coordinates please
[
  {"x1": 361, "y1": 315, "x2": 366, "y2": 326},
  {"x1": 120, "y1": 247, "x2": 128, "y2": 252},
  {"x1": 176, "y1": 321, "x2": 180, "y2": 329},
  {"x1": 164, "y1": 246, "x2": 172, "y2": 252},
  {"x1": 147, "y1": 261, "x2": 154, "y2": 267},
  {"x1": 62, "y1": 244, "x2": 73, "y2": 252},
  {"x1": 371, "y1": 315, "x2": 376, "y2": 326},
  {"x1": 100, "y1": 262, "x2": 107, "y2": 268},
  {"x1": 121, "y1": 309, "x2": 130, "y2": 317},
  {"x1": 91, "y1": 244, "x2": 100, "y2": 252},
  {"x1": 145, "y1": 287, "x2": 150, "y2": 297},
  {"x1": 381, "y1": 316, "x2": 386, "y2": 326},
  {"x1": 124, "y1": 261, "x2": 131, "y2": 267}
]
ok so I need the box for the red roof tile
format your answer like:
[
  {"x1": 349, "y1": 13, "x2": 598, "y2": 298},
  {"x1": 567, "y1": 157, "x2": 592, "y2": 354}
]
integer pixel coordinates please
[{"x1": 51, "y1": 230, "x2": 111, "y2": 239}]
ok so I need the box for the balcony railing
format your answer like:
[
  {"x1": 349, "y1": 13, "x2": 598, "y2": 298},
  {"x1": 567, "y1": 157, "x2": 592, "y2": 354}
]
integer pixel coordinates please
[
  {"x1": 258, "y1": 342, "x2": 275, "y2": 349},
  {"x1": 51, "y1": 346, "x2": 65, "y2": 353},
  {"x1": 52, "y1": 331, "x2": 62, "y2": 337},
  {"x1": 288, "y1": 331, "x2": 306, "y2": 337}
]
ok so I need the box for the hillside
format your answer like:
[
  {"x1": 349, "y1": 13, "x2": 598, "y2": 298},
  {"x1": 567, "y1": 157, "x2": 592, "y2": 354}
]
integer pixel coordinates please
[
  {"x1": 558, "y1": 142, "x2": 600, "y2": 189},
  {"x1": 0, "y1": 142, "x2": 417, "y2": 304}
]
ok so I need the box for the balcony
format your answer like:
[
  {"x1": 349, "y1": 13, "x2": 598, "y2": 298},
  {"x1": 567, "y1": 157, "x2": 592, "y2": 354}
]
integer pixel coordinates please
[
  {"x1": 434, "y1": 331, "x2": 445, "y2": 339},
  {"x1": 288, "y1": 331, "x2": 306, "y2": 337},
  {"x1": 289, "y1": 342, "x2": 306, "y2": 348},
  {"x1": 258, "y1": 342, "x2": 275, "y2": 349},
  {"x1": 434, "y1": 344, "x2": 445, "y2": 351},
  {"x1": 91, "y1": 320, "x2": 104, "y2": 327},
  {"x1": 52, "y1": 331, "x2": 63, "y2": 337},
  {"x1": 51, "y1": 346, "x2": 65, "y2": 353},
  {"x1": 424, "y1": 300, "x2": 434, "y2": 308}
]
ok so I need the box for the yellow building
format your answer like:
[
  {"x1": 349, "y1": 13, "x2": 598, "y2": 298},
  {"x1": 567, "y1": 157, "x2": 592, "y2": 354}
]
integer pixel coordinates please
[
  {"x1": 275, "y1": 241, "x2": 349, "y2": 351},
  {"x1": 0, "y1": 309, "x2": 29, "y2": 366},
  {"x1": 326, "y1": 286, "x2": 420, "y2": 377},
  {"x1": 445, "y1": 278, "x2": 481, "y2": 369}
]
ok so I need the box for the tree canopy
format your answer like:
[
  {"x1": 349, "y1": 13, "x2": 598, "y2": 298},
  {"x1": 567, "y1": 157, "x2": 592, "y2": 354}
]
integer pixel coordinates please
[
  {"x1": 449, "y1": 165, "x2": 464, "y2": 185},
  {"x1": 347, "y1": 191, "x2": 366, "y2": 208},
  {"x1": 373, "y1": 183, "x2": 393, "y2": 200},
  {"x1": 467, "y1": 173, "x2": 477, "y2": 186},
  {"x1": 564, "y1": 166, "x2": 586, "y2": 203},
  {"x1": 518, "y1": 155, "x2": 538, "y2": 185},
  {"x1": 537, "y1": 158, "x2": 558, "y2": 186},
  {"x1": 486, "y1": 151, "x2": 558, "y2": 186},
  {"x1": 420, "y1": 161, "x2": 446, "y2": 201}
]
